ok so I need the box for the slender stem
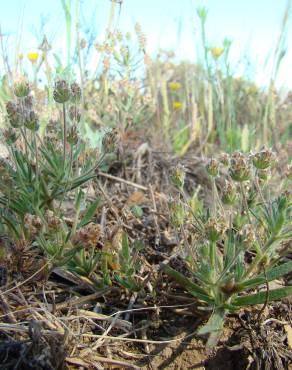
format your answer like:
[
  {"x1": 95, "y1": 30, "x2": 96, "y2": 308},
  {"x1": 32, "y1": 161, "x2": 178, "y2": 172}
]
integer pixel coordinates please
[
  {"x1": 20, "y1": 127, "x2": 32, "y2": 154},
  {"x1": 240, "y1": 182, "x2": 252, "y2": 225},
  {"x1": 243, "y1": 236, "x2": 276, "y2": 279},
  {"x1": 211, "y1": 178, "x2": 216, "y2": 216},
  {"x1": 209, "y1": 241, "x2": 216, "y2": 281},
  {"x1": 62, "y1": 103, "x2": 67, "y2": 162},
  {"x1": 33, "y1": 132, "x2": 40, "y2": 207},
  {"x1": 212, "y1": 177, "x2": 226, "y2": 217},
  {"x1": 33, "y1": 132, "x2": 39, "y2": 175},
  {"x1": 256, "y1": 265, "x2": 269, "y2": 324},
  {"x1": 254, "y1": 172, "x2": 267, "y2": 206}
]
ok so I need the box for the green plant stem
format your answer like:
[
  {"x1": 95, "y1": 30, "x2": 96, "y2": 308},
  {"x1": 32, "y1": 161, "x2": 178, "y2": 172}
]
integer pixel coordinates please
[
  {"x1": 211, "y1": 177, "x2": 226, "y2": 217},
  {"x1": 20, "y1": 127, "x2": 32, "y2": 156},
  {"x1": 33, "y1": 131, "x2": 40, "y2": 205},
  {"x1": 62, "y1": 103, "x2": 67, "y2": 163},
  {"x1": 211, "y1": 178, "x2": 216, "y2": 215},
  {"x1": 239, "y1": 182, "x2": 253, "y2": 225},
  {"x1": 244, "y1": 236, "x2": 276, "y2": 278},
  {"x1": 209, "y1": 241, "x2": 216, "y2": 280}
]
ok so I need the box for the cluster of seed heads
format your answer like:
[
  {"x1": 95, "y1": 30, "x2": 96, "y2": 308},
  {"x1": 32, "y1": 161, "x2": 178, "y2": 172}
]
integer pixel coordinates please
[
  {"x1": 102, "y1": 128, "x2": 119, "y2": 153},
  {"x1": 53, "y1": 80, "x2": 81, "y2": 104},
  {"x1": 204, "y1": 217, "x2": 227, "y2": 242},
  {"x1": 73, "y1": 223, "x2": 102, "y2": 248},
  {"x1": 6, "y1": 80, "x2": 39, "y2": 132}
]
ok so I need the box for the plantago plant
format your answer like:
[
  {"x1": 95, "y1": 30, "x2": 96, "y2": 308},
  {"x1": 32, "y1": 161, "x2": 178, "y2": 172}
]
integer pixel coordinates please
[
  {"x1": 163, "y1": 149, "x2": 292, "y2": 347},
  {"x1": 0, "y1": 77, "x2": 108, "y2": 271}
]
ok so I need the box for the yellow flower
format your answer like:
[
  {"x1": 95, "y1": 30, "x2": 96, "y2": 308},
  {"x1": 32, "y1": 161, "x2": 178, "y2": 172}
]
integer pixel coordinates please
[
  {"x1": 173, "y1": 101, "x2": 182, "y2": 110},
  {"x1": 247, "y1": 84, "x2": 258, "y2": 94},
  {"x1": 210, "y1": 47, "x2": 224, "y2": 59},
  {"x1": 168, "y1": 81, "x2": 181, "y2": 91},
  {"x1": 27, "y1": 52, "x2": 39, "y2": 63}
]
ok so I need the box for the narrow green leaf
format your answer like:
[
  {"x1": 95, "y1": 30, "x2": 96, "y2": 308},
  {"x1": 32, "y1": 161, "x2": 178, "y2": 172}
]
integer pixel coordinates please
[
  {"x1": 121, "y1": 233, "x2": 130, "y2": 262},
  {"x1": 161, "y1": 263, "x2": 213, "y2": 304},
  {"x1": 233, "y1": 286, "x2": 292, "y2": 306},
  {"x1": 77, "y1": 198, "x2": 101, "y2": 228},
  {"x1": 239, "y1": 261, "x2": 292, "y2": 291},
  {"x1": 198, "y1": 308, "x2": 226, "y2": 348},
  {"x1": 1, "y1": 215, "x2": 20, "y2": 239}
]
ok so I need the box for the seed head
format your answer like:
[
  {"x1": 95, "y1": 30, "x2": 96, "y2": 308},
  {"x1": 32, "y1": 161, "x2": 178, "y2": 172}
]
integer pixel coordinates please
[
  {"x1": 6, "y1": 101, "x2": 22, "y2": 128},
  {"x1": 67, "y1": 125, "x2": 78, "y2": 145},
  {"x1": 170, "y1": 164, "x2": 186, "y2": 189},
  {"x1": 102, "y1": 129, "x2": 119, "y2": 153},
  {"x1": 24, "y1": 95, "x2": 34, "y2": 110},
  {"x1": 251, "y1": 148, "x2": 276, "y2": 170},
  {"x1": 229, "y1": 152, "x2": 251, "y2": 182},
  {"x1": 257, "y1": 168, "x2": 271, "y2": 182},
  {"x1": 24, "y1": 214, "x2": 42, "y2": 236},
  {"x1": 240, "y1": 224, "x2": 256, "y2": 248},
  {"x1": 219, "y1": 152, "x2": 229, "y2": 167},
  {"x1": 45, "y1": 210, "x2": 62, "y2": 230},
  {"x1": 168, "y1": 200, "x2": 186, "y2": 227},
  {"x1": 53, "y1": 80, "x2": 71, "y2": 104},
  {"x1": 221, "y1": 180, "x2": 237, "y2": 205},
  {"x1": 13, "y1": 76, "x2": 30, "y2": 98},
  {"x1": 206, "y1": 158, "x2": 219, "y2": 177},
  {"x1": 2, "y1": 128, "x2": 18, "y2": 145},
  {"x1": 70, "y1": 82, "x2": 81, "y2": 103},
  {"x1": 69, "y1": 106, "x2": 81, "y2": 123},
  {"x1": 73, "y1": 223, "x2": 101, "y2": 248},
  {"x1": 204, "y1": 217, "x2": 226, "y2": 242},
  {"x1": 24, "y1": 111, "x2": 39, "y2": 131}
]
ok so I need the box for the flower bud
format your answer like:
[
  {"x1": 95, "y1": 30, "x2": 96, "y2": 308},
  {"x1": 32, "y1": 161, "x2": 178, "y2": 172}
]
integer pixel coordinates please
[
  {"x1": 220, "y1": 277, "x2": 239, "y2": 294},
  {"x1": 210, "y1": 47, "x2": 224, "y2": 59},
  {"x1": 261, "y1": 254, "x2": 270, "y2": 267},
  {"x1": 53, "y1": 80, "x2": 70, "y2": 103}
]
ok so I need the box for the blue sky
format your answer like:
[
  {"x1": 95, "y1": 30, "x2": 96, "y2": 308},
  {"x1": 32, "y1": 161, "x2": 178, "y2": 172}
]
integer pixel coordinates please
[{"x1": 0, "y1": 0, "x2": 291, "y2": 88}]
